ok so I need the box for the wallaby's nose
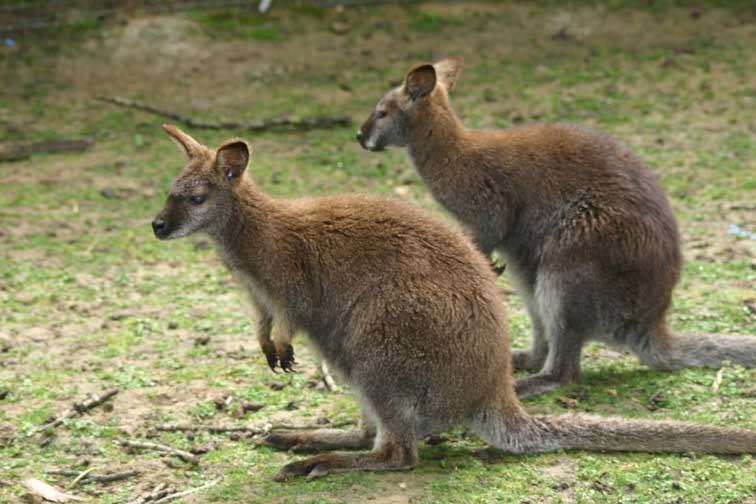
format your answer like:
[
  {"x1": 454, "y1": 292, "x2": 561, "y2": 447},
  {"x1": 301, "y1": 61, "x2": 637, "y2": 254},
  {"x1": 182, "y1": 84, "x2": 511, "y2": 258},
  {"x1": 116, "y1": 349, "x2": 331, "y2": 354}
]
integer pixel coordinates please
[{"x1": 152, "y1": 219, "x2": 166, "y2": 234}]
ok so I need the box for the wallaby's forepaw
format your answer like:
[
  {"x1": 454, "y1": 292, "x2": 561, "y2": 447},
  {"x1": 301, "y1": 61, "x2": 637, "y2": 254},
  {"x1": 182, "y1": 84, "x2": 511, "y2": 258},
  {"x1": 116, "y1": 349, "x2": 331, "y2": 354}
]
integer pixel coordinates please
[
  {"x1": 278, "y1": 343, "x2": 297, "y2": 373},
  {"x1": 260, "y1": 341, "x2": 297, "y2": 373},
  {"x1": 492, "y1": 261, "x2": 506, "y2": 276},
  {"x1": 273, "y1": 459, "x2": 329, "y2": 482},
  {"x1": 261, "y1": 341, "x2": 279, "y2": 372}
]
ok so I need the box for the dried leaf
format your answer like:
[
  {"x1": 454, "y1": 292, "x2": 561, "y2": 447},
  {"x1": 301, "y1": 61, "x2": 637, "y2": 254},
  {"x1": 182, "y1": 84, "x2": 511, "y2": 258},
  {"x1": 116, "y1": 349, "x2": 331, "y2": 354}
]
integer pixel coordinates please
[{"x1": 23, "y1": 479, "x2": 84, "y2": 502}]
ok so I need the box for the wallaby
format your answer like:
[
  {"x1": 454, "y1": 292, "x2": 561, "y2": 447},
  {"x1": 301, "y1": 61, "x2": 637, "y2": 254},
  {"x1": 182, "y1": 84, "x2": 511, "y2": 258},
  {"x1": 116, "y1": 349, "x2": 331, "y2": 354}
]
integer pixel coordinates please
[
  {"x1": 357, "y1": 57, "x2": 756, "y2": 398},
  {"x1": 153, "y1": 124, "x2": 755, "y2": 481}
]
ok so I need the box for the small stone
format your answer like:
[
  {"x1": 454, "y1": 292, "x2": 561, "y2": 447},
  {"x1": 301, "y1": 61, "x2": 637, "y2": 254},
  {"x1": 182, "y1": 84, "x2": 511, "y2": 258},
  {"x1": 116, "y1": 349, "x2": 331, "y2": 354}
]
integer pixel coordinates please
[
  {"x1": 185, "y1": 431, "x2": 195, "y2": 441},
  {"x1": 269, "y1": 381, "x2": 285, "y2": 391},
  {"x1": 168, "y1": 321, "x2": 178, "y2": 330},
  {"x1": 100, "y1": 187, "x2": 118, "y2": 199},
  {"x1": 241, "y1": 401, "x2": 264, "y2": 413},
  {"x1": 0, "y1": 388, "x2": 9, "y2": 400},
  {"x1": 229, "y1": 432, "x2": 242, "y2": 441},
  {"x1": 284, "y1": 400, "x2": 298, "y2": 411},
  {"x1": 102, "y1": 403, "x2": 114, "y2": 412},
  {"x1": 194, "y1": 336, "x2": 211, "y2": 346},
  {"x1": 316, "y1": 415, "x2": 330, "y2": 425}
]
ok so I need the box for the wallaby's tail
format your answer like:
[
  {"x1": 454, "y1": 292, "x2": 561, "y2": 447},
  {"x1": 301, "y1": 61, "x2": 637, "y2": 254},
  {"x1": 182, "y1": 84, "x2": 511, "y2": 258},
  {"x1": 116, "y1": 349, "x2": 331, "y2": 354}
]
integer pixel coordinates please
[
  {"x1": 637, "y1": 329, "x2": 756, "y2": 370},
  {"x1": 479, "y1": 412, "x2": 756, "y2": 455}
]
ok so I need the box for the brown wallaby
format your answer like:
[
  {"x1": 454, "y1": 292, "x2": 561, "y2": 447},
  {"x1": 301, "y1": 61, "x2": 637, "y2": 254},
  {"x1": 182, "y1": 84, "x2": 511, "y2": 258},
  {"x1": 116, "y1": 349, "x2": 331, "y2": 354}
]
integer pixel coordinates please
[
  {"x1": 153, "y1": 124, "x2": 755, "y2": 481},
  {"x1": 357, "y1": 57, "x2": 756, "y2": 398}
]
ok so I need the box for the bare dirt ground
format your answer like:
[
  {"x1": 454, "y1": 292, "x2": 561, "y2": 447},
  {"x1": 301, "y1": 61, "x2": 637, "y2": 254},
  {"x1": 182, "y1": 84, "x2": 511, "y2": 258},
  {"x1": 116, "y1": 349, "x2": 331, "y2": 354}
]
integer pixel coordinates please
[{"x1": 1, "y1": 1, "x2": 755, "y2": 503}]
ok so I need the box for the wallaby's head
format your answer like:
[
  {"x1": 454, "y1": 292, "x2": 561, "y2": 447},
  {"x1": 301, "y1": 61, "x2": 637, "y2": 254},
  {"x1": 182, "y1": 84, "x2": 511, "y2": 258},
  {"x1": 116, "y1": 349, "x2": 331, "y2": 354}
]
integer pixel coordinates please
[
  {"x1": 357, "y1": 57, "x2": 463, "y2": 151},
  {"x1": 152, "y1": 124, "x2": 252, "y2": 240}
]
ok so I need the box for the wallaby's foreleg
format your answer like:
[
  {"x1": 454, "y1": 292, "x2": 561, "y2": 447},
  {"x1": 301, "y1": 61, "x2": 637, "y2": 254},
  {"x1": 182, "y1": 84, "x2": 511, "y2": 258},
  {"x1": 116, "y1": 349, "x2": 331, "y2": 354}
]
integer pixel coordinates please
[
  {"x1": 260, "y1": 412, "x2": 376, "y2": 453},
  {"x1": 512, "y1": 314, "x2": 549, "y2": 372},
  {"x1": 515, "y1": 326, "x2": 582, "y2": 398},
  {"x1": 253, "y1": 301, "x2": 277, "y2": 371},
  {"x1": 272, "y1": 428, "x2": 418, "y2": 481},
  {"x1": 272, "y1": 316, "x2": 297, "y2": 372}
]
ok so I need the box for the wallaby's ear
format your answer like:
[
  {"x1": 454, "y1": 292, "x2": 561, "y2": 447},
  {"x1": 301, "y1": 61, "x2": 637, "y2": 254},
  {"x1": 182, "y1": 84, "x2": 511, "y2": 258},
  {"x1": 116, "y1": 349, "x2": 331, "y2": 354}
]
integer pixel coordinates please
[
  {"x1": 163, "y1": 123, "x2": 203, "y2": 158},
  {"x1": 434, "y1": 57, "x2": 463, "y2": 92},
  {"x1": 404, "y1": 64, "x2": 437, "y2": 101},
  {"x1": 216, "y1": 139, "x2": 252, "y2": 182}
]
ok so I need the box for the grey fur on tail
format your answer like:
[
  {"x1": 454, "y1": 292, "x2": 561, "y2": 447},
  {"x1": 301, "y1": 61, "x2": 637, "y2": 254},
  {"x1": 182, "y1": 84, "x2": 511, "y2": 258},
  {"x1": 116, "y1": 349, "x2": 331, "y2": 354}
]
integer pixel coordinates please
[{"x1": 638, "y1": 331, "x2": 756, "y2": 370}]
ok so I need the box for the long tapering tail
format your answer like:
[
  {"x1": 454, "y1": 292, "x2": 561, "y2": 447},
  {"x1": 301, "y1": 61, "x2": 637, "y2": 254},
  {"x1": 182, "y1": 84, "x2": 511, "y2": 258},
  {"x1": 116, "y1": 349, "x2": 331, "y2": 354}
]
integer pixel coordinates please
[
  {"x1": 491, "y1": 413, "x2": 756, "y2": 454},
  {"x1": 638, "y1": 330, "x2": 756, "y2": 370}
]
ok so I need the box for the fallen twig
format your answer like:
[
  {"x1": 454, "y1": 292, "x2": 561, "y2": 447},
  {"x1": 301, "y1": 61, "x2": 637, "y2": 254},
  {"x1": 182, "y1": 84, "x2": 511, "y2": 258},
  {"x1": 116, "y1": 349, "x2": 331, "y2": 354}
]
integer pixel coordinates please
[
  {"x1": 153, "y1": 479, "x2": 221, "y2": 504},
  {"x1": 45, "y1": 469, "x2": 140, "y2": 485},
  {"x1": 0, "y1": 138, "x2": 95, "y2": 162},
  {"x1": 126, "y1": 483, "x2": 171, "y2": 504},
  {"x1": 321, "y1": 361, "x2": 340, "y2": 392},
  {"x1": 96, "y1": 95, "x2": 351, "y2": 132},
  {"x1": 155, "y1": 424, "x2": 261, "y2": 434},
  {"x1": 118, "y1": 439, "x2": 199, "y2": 464},
  {"x1": 34, "y1": 388, "x2": 119, "y2": 434},
  {"x1": 0, "y1": 478, "x2": 13, "y2": 486},
  {"x1": 153, "y1": 419, "x2": 356, "y2": 435}
]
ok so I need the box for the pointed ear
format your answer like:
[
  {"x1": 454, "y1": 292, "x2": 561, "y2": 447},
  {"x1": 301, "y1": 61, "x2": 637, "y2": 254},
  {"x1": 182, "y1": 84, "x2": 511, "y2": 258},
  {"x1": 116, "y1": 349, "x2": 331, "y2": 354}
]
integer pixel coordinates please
[
  {"x1": 216, "y1": 139, "x2": 252, "y2": 181},
  {"x1": 163, "y1": 123, "x2": 203, "y2": 158},
  {"x1": 404, "y1": 64, "x2": 437, "y2": 101},
  {"x1": 434, "y1": 57, "x2": 463, "y2": 92}
]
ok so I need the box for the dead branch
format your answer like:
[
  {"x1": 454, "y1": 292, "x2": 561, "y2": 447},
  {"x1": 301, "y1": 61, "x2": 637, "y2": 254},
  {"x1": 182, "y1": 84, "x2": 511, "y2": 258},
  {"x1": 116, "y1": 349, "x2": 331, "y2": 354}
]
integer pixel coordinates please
[
  {"x1": 34, "y1": 388, "x2": 119, "y2": 433},
  {"x1": 126, "y1": 483, "x2": 172, "y2": 504},
  {"x1": 96, "y1": 95, "x2": 351, "y2": 132},
  {"x1": 155, "y1": 424, "x2": 262, "y2": 434},
  {"x1": 0, "y1": 478, "x2": 13, "y2": 486},
  {"x1": 118, "y1": 439, "x2": 199, "y2": 464},
  {"x1": 153, "y1": 419, "x2": 356, "y2": 435},
  {"x1": 45, "y1": 469, "x2": 140, "y2": 485},
  {"x1": 0, "y1": 138, "x2": 95, "y2": 163},
  {"x1": 152, "y1": 479, "x2": 221, "y2": 504}
]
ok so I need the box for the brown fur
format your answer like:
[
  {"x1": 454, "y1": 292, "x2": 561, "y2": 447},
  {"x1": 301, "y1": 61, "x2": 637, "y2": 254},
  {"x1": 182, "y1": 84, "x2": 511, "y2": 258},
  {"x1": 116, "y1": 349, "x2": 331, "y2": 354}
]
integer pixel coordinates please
[
  {"x1": 153, "y1": 125, "x2": 756, "y2": 481},
  {"x1": 357, "y1": 58, "x2": 756, "y2": 398}
]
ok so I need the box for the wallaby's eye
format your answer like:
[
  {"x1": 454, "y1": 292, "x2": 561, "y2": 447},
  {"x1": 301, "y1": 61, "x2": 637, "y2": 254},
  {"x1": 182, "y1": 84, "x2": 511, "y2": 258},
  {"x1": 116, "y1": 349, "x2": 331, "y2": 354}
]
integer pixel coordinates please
[
  {"x1": 190, "y1": 194, "x2": 207, "y2": 205},
  {"x1": 376, "y1": 110, "x2": 387, "y2": 119}
]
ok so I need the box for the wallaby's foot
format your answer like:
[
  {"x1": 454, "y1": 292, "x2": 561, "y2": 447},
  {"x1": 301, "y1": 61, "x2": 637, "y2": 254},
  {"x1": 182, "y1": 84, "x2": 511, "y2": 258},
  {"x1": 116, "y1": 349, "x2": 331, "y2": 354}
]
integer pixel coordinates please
[
  {"x1": 515, "y1": 372, "x2": 578, "y2": 399},
  {"x1": 272, "y1": 441, "x2": 418, "y2": 481},
  {"x1": 258, "y1": 428, "x2": 375, "y2": 454},
  {"x1": 511, "y1": 349, "x2": 547, "y2": 372},
  {"x1": 260, "y1": 340, "x2": 279, "y2": 372}
]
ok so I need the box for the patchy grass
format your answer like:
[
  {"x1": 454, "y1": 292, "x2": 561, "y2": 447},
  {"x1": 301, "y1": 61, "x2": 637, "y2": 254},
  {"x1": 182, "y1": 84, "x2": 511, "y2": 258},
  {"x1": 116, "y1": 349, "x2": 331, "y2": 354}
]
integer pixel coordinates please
[{"x1": 1, "y1": 1, "x2": 755, "y2": 503}]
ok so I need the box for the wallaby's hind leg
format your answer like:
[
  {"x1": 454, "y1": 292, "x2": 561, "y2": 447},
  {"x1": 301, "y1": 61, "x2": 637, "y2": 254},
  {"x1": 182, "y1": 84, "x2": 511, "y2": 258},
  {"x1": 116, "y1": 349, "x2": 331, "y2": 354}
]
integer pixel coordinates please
[
  {"x1": 253, "y1": 301, "x2": 277, "y2": 371},
  {"x1": 272, "y1": 412, "x2": 418, "y2": 481},
  {"x1": 260, "y1": 412, "x2": 376, "y2": 453}
]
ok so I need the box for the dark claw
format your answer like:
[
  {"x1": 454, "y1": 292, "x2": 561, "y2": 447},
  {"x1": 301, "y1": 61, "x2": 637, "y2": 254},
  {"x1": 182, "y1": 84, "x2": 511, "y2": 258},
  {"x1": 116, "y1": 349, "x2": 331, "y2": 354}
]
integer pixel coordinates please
[
  {"x1": 492, "y1": 261, "x2": 506, "y2": 276},
  {"x1": 279, "y1": 344, "x2": 296, "y2": 372},
  {"x1": 262, "y1": 341, "x2": 279, "y2": 372}
]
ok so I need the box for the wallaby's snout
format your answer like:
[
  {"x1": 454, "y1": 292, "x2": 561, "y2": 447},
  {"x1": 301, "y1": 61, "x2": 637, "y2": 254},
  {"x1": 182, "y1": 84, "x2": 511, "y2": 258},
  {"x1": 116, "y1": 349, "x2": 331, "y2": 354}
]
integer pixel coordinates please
[
  {"x1": 356, "y1": 114, "x2": 385, "y2": 151},
  {"x1": 151, "y1": 217, "x2": 167, "y2": 239}
]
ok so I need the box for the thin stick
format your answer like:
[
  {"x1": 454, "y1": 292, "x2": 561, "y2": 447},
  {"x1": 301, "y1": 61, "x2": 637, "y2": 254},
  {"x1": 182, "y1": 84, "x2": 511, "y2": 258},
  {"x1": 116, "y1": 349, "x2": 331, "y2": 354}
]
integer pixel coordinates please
[
  {"x1": 321, "y1": 361, "x2": 340, "y2": 392},
  {"x1": 712, "y1": 366, "x2": 725, "y2": 392},
  {"x1": 0, "y1": 479, "x2": 12, "y2": 486},
  {"x1": 46, "y1": 469, "x2": 140, "y2": 485},
  {"x1": 126, "y1": 483, "x2": 170, "y2": 504},
  {"x1": 155, "y1": 424, "x2": 262, "y2": 434},
  {"x1": 153, "y1": 479, "x2": 221, "y2": 504},
  {"x1": 118, "y1": 439, "x2": 199, "y2": 464},
  {"x1": 96, "y1": 95, "x2": 351, "y2": 132},
  {"x1": 68, "y1": 468, "x2": 94, "y2": 488},
  {"x1": 34, "y1": 388, "x2": 119, "y2": 433},
  {"x1": 0, "y1": 138, "x2": 95, "y2": 163}
]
